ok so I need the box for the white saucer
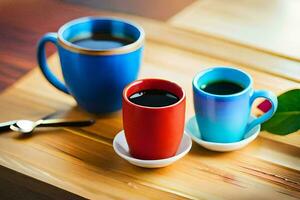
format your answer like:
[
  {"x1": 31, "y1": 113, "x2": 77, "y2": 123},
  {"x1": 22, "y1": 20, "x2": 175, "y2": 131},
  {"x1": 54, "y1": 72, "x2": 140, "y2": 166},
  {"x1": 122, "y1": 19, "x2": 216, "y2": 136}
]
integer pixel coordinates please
[
  {"x1": 113, "y1": 130, "x2": 192, "y2": 168},
  {"x1": 185, "y1": 115, "x2": 260, "y2": 152}
]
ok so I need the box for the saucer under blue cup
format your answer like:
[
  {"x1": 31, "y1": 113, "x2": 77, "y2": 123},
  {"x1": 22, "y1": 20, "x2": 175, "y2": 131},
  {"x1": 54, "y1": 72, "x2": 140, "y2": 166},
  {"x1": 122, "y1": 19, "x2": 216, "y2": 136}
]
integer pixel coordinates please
[{"x1": 185, "y1": 115, "x2": 260, "y2": 152}]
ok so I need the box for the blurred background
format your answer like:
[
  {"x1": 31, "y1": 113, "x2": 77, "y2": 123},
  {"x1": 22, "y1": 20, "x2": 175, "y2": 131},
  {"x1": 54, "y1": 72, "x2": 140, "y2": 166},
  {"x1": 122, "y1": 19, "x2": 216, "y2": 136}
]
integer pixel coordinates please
[
  {"x1": 0, "y1": 0, "x2": 194, "y2": 91},
  {"x1": 0, "y1": 0, "x2": 299, "y2": 91}
]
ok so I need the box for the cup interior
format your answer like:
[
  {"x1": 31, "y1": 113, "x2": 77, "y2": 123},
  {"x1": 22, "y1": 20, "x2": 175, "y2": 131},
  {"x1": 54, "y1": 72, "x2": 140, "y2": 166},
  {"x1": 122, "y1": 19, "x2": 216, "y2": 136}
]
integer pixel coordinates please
[
  {"x1": 124, "y1": 79, "x2": 185, "y2": 108},
  {"x1": 194, "y1": 67, "x2": 252, "y2": 95},
  {"x1": 58, "y1": 17, "x2": 142, "y2": 50}
]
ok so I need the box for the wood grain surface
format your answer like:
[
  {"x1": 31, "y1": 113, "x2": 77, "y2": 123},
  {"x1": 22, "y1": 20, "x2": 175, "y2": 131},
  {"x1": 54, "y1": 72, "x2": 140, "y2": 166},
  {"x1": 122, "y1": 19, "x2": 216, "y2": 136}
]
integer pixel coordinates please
[
  {"x1": 0, "y1": 14, "x2": 299, "y2": 199},
  {"x1": 137, "y1": 17, "x2": 300, "y2": 82},
  {"x1": 170, "y1": 0, "x2": 300, "y2": 64}
]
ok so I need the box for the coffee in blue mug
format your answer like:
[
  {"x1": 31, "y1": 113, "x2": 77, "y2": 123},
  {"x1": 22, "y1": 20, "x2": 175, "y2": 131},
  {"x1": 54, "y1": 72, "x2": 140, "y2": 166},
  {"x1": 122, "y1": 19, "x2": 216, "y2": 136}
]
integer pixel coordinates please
[
  {"x1": 193, "y1": 67, "x2": 278, "y2": 143},
  {"x1": 37, "y1": 17, "x2": 144, "y2": 114}
]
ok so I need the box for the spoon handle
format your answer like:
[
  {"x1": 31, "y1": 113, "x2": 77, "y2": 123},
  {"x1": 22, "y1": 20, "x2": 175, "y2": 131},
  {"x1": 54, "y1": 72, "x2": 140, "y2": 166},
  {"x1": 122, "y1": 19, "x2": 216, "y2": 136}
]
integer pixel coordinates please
[
  {"x1": 0, "y1": 121, "x2": 17, "y2": 132},
  {"x1": 37, "y1": 119, "x2": 95, "y2": 127}
]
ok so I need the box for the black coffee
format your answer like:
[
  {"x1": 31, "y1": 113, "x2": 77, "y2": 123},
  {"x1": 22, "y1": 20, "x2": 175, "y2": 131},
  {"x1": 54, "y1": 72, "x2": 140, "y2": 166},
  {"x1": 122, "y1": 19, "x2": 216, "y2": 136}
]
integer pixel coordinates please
[
  {"x1": 129, "y1": 89, "x2": 179, "y2": 107},
  {"x1": 200, "y1": 80, "x2": 244, "y2": 95},
  {"x1": 72, "y1": 34, "x2": 134, "y2": 50}
]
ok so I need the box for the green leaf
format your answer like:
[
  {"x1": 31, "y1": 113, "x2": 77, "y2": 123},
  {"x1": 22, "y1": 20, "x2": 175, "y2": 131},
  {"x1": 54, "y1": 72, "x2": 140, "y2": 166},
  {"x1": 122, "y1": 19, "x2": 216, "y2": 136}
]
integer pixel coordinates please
[{"x1": 262, "y1": 89, "x2": 300, "y2": 135}]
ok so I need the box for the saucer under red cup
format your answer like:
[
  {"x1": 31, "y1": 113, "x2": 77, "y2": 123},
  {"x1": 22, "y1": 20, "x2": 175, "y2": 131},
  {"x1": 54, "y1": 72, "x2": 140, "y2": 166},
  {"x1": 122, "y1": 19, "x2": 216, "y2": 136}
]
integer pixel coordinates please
[{"x1": 122, "y1": 79, "x2": 186, "y2": 160}]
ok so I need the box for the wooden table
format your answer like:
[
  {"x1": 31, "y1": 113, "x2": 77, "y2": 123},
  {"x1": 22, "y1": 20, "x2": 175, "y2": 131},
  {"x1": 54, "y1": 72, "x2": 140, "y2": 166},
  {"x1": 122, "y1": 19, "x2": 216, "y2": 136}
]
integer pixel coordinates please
[{"x1": 0, "y1": 11, "x2": 299, "y2": 200}]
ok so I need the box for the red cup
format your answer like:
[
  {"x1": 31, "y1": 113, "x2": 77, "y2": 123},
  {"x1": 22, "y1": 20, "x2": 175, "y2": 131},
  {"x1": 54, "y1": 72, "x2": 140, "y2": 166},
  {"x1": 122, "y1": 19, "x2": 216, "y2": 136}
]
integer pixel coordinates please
[{"x1": 122, "y1": 78, "x2": 186, "y2": 160}]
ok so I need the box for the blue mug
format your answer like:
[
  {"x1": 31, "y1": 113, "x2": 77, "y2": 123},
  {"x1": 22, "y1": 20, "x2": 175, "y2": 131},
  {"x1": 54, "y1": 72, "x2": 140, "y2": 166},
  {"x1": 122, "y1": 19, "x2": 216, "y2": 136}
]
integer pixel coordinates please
[
  {"x1": 193, "y1": 67, "x2": 278, "y2": 143},
  {"x1": 37, "y1": 17, "x2": 144, "y2": 114}
]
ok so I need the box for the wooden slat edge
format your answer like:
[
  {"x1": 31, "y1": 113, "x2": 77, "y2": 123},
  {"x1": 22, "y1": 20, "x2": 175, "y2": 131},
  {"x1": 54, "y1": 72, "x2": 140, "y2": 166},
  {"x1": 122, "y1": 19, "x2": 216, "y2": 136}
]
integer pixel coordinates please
[{"x1": 123, "y1": 16, "x2": 300, "y2": 82}]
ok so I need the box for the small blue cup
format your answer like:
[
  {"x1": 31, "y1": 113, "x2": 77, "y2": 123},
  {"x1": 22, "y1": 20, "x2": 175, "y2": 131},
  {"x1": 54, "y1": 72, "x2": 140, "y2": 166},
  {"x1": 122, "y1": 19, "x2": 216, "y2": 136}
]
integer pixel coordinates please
[
  {"x1": 193, "y1": 67, "x2": 278, "y2": 143},
  {"x1": 37, "y1": 17, "x2": 144, "y2": 114}
]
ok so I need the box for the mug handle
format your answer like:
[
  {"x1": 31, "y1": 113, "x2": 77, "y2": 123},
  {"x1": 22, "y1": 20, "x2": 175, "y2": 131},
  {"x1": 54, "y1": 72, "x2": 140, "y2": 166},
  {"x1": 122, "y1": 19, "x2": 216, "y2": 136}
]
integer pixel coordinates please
[
  {"x1": 37, "y1": 33, "x2": 69, "y2": 94},
  {"x1": 246, "y1": 90, "x2": 278, "y2": 132}
]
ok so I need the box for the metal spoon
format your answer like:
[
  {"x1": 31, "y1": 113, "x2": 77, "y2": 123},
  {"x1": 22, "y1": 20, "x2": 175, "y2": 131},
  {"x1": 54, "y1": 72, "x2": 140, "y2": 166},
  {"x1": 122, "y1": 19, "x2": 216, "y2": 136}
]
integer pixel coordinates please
[
  {"x1": 10, "y1": 119, "x2": 95, "y2": 134},
  {"x1": 0, "y1": 120, "x2": 17, "y2": 132}
]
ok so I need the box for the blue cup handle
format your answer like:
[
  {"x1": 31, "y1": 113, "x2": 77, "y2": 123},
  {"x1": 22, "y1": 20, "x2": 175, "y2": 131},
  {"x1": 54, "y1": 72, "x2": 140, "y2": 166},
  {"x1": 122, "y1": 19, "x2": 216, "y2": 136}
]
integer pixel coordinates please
[
  {"x1": 37, "y1": 33, "x2": 69, "y2": 94},
  {"x1": 246, "y1": 90, "x2": 278, "y2": 132}
]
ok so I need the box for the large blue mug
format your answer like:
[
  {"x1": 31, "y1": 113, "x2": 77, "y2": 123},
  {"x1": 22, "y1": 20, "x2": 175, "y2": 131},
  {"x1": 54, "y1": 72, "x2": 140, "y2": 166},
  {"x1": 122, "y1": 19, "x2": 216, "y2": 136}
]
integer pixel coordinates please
[
  {"x1": 37, "y1": 17, "x2": 144, "y2": 114},
  {"x1": 193, "y1": 67, "x2": 278, "y2": 143}
]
